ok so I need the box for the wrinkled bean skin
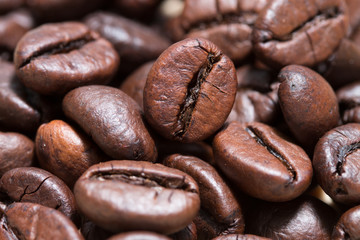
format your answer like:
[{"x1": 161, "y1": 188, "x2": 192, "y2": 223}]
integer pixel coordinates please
[
  {"x1": 144, "y1": 38, "x2": 237, "y2": 142},
  {"x1": 0, "y1": 167, "x2": 78, "y2": 223},
  {"x1": 253, "y1": 0, "x2": 349, "y2": 68},
  {"x1": 213, "y1": 121, "x2": 313, "y2": 202},
  {"x1": 0, "y1": 202, "x2": 83, "y2": 240},
  {"x1": 164, "y1": 154, "x2": 244, "y2": 238},
  {"x1": 107, "y1": 231, "x2": 171, "y2": 240},
  {"x1": 35, "y1": 120, "x2": 105, "y2": 188},
  {"x1": 14, "y1": 22, "x2": 119, "y2": 95},
  {"x1": 278, "y1": 65, "x2": 340, "y2": 150},
  {"x1": 62, "y1": 85, "x2": 157, "y2": 162},
  {"x1": 74, "y1": 160, "x2": 200, "y2": 234},
  {"x1": 246, "y1": 196, "x2": 339, "y2": 240},
  {"x1": 0, "y1": 132, "x2": 34, "y2": 177},
  {"x1": 313, "y1": 123, "x2": 360, "y2": 205},
  {"x1": 332, "y1": 205, "x2": 360, "y2": 240}
]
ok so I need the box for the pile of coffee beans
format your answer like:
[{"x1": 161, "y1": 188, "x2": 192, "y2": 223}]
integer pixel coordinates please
[{"x1": 1, "y1": 0, "x2": 360, "y2": 239}]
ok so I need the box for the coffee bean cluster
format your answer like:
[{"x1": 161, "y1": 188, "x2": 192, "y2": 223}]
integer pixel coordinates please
[{"x1": 1, "y1": 0, "x2": 360, "y2": 239}]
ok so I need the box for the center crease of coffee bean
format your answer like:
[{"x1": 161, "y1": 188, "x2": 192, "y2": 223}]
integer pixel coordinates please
[
  {"x1": 19, "y1": 35, "x2": 96, "y2": 68},
  {"x1": 336, "y1": 142, "x2": 360, "y2": 176},
  {"x1": 174, "y1": 49, "x2": 221, "y2": 138},
  {"x1": 245, "y1": 127, "x2": 297, "y2": 184}
]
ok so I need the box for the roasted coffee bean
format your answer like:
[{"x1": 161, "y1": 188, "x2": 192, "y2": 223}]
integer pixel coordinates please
[
  {"x1": 63, "y1": 85, "x2": 157, "y2": 162},
  {"x1": 173, "y1": 0, "x2": 268, "y2": 63},
  {"x1": 213, "y1": 121, "x2": 313, "y2": 202},
  {"x1": 80, "y1": 218, "x2": 112, "y2": 240},
  {"x1": 0, "y1": 202, "x2": 83, "y2": 240},
  {"x1": 164, "y1": 154, "x2": 244, "y2": 239},
  {"x1": 85, "y1": 12, "x2": 170, "y2": 74},
  {"x1": 246, "y1": 196, "x2": 339, "y2": 240},
  {"x1": 0, "y1": 132, "x2": 34, "y2": 176},
  {"x1": 170, "y1": 222, "x2": 197, "y2": 240},
  {"x1": 0, "y1": 167, "x2": 78, "y2": 223},
  {"x1": 35, "y1": 120, "x2": 105, "y2": 188},
  {"x1": 14, "y1": 22, "x2": 119, "y2": 95},
  {"x1": 253, "y1": 0, "x2": 349, "y2": 68},
  {"x1": 144, "y1": 38, "x2": 237, "y2": 142},
  {"x1": 345, "y1": 0, "x2": 360, "y2": 33},
  {"x1": 0, "y1": 60, "x2": 41, "y2": 133},
  {"x1": 332, "y1": 205, "x2": 360, "y2": 239},
  {"x1": 278, "y1": 65, "x2": 340, "y2": 150},
  {"x1": 212, "y1": 234, "x2": 271, "y2": 240},
  {"x1": 120, "y1": 61, "x2": 155, "y2": 110},
  {"x1": 74, "y1": 160, "x2": 200, "y2": 234},
  {"x1": 337, "y1": 81, "x2": 360, "y2": 123},
  {"x1": 113, "y1": 0, "x2": 162, "y2": 20},
  {"x1": 108, "y1": 231, "x2": 171, "y2": 240},
  {"x1": 235, "y1": 64, "x2": 274, "y2": 91},
  {"x1": 313, "y1": 123, "x2": 360, "y2": 205}
]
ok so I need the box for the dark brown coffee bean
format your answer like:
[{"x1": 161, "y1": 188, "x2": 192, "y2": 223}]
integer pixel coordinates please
[
  {"x1": 62, "y1": 85, "x2": 157, "y2": 162},
  {"x1": 337, "y1": 81, "x2": 360, "y2": 123},
  {"x1": 213, "y1": 121, "x2": 313, "y2": 202},
  {"x1": 0, "y1": 60, "x2": 41, "y2": 133},
  {"x1": 85, "y1": 12, "x2": 170, "y2": 73},
  {"x1": 164, "y1": 154, "x2": 244, "y2": 238},
  {"x1": 0, "y1": 167, "x2": 78, "y2": 223},
  {"x1": 35, "y1": 120, "x2": 105, "y2": 188},
  {"x1": 74, "y1": 160, "x2": 200, "y2": 234},
  {"x1": 80, "y1": 218, "x2": 112, "y2": 240},
  {"x1": 144, "y1": 38, "x2": 237, "y2": 142},
  {"x1": 212, "y1": 234, "x2": 271, "y2": 240},
  {"x1": 313, "y1": 123, "x2": 360, "y2": 205},
  {"x1": 120, "y1": 61, "x2": 154, "y2": 110},
  {"x1": 0, "y1": 0, "x2": 23, "y2": 14},
  {"x1": 246, "y1": 196, "x2": 339, "y2": 240},
  {"x1": 113, "y1": 0, "x2": 162, "y2": 20},
  {"x1": 170, "y1": 222, "x2": 197, "y2": 240},
  {"x1": 253, "y1": 0, "x2": 349, "y2": 68},
  {"x1": 108, "y1": 231, "x2": 171, "y2": 240},
  {"x1": 332, "y1": 205, "x2": 360, "y2": 239},
  {"x1": 14, "y1": 22, "x2": 119, "y2": 95},
  {"x1": 0, "y1": 132, "x2": 34, "y2": 177},
  {"x1": 0, "y1": 202, "x2": 83, "y2": 240},
  {"x1": 278, "y1": 65, "x2": 340, "y2": 150}
]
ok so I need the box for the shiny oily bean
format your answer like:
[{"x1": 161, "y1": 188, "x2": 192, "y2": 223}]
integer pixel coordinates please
[
  {"x1": 0, "y1": 202, "x2": 83, "y2": 240},
  {"x1": 74, "y1": 160, "x2": 200, "y2": 234},
  {"x1": 0, "y1": 167, "x2": 77, "y2": 223},
  {"x1": 213, "y1": 121, "x2": 313, "y2": 202},
  {"x1": 62, "y1": 85, "x2": 157, "y2": 162},
  {"x1": 14, "y1": 22, "x2": 119, "y2": 95},
  {"x1": 164, "y1": 154, "x2": 244, "y2": 238},
  {"x1": 313, "y1": 123, "x2": 360, "y2": 205},
  {"x1": 332, "y1": 205, "x2": 360, "y2": 240},
  {"x1": 144, "y1": 38, "x2": 237, "y2": 142}
]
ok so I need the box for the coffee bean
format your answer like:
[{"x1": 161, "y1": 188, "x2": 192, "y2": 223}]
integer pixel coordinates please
[
  {"x1": 108, "y1": 231, "x2": 171, "y2": 240},
  {"x1": 62, "y1": 85, "x2": 157, "y2": 162},
  {"x1": 0, "y1": 132, "x2": 34, "y2": 177},
  {"x1": 332, "y1": 205, "x2": 360, "y2": 239},
  {"x1": 213, "y1": 121, "x2": 313, "y2": 202},
  {"x1": 144, "y1": 38, "x2": 237, "y2": 142},
  {"x1": 0, "y1": 167, "x2": 78, "y2": 223},
  {"x1": 35, "y1": 120, "x2": 105, "y2": 188},
  {"x1": 336, "y1": 81, "x2": 360, "y2": 123},
  {"x1": 253, "y1": 0, "x2": 349, "y2": 68},
  {"x1": 278, "y1": 65, "x2": 340, "y2": 150},
  {"x1": 212, "y1": 234, "x2": 271, "y2": 240},
  {"x1": 313, "y1": 123, "x2": 360, "y2": 205},
  {"x1": 74, "y1": 160, "x2": 200, "y2": 234},
  {"x1": 14, "y1": 22, "x2": 119, "y2": 95},
  {"x1": 170, "y1": 222, "x2": 197, "y2": 240},
  {"x1": 0, "y1": 0, "x2": 23, "y2": 14}
]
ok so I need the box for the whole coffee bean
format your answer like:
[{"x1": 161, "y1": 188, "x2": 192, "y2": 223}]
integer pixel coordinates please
[
  {"x1": 278, "y1": 65, "x2": 340, "y2": 150},
  {"x1": 164, "y1": 154, "x2": 244, "y2": 238},
  {"x1": 0, "y1": 131, "x2": 34, "y2": 177},
  {"x1": 0, "y1": 60, "x2": 41, "y2": 133},
  {"x1": 313, "y1": 123, "x2": 360, "y2": 205},
  {"x1": 62, "y1": 85, "x2": 157, "y2": 162},
  {"x1": 253, "y1": 0, "x2": 349, "y2": 68},
  {"x1": 14, "y1": 22, "x2": 119, "y2": 95},
  {"x1": 120, "y1": 61, "x2": 155, "y2": 110},
  {"x1": 332, "y1": 205, "x2": 360, "y2": 239},
  {"x1": 213, "y1": 121, "x2": 313, "y2": 202},
  {"x1": 336, "y1": 81, "x2": 360, "y2": 123},
  {"x1": 0, "y1": 167, "x2": 78, "y2": 223},
  {"x1": 35, "y1": 120, "x2": 105, "y2": 188},
  {"x1": 212, "y1": 234, "x2": 271, "y2": 240},
  {"x1": 85, "y1": 12, "x2": 170, "y2": 74},
  {"x1": 108, "y1": 231, "x2": 171, "y2": 240},
  {"x1": 74, "y1": 160, "x2": 200, "y2": 234},
  {"x1": 246, "y1": 196, "x2": 339, "y2": 240},
  {"x1": 0, "y1": 202, "x2": 83, "y2": 240},
  {"x1": 144, "y1": 38, "x2": 237, "y2": 142}
]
